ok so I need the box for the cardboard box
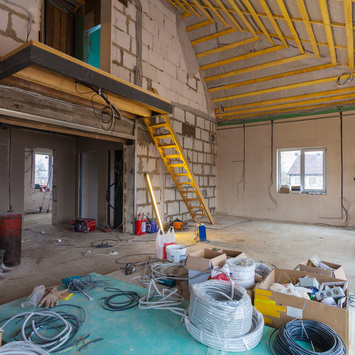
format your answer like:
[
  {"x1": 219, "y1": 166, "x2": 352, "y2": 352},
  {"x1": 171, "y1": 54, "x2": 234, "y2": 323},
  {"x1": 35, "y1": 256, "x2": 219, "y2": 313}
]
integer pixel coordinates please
[
  {"x1": 299, "y1": 259, "x2": 346, "y2": 280},
  {"x1": 222, "y1": 249, "x2": 247, "y2": 259},
  {"x1": 254, "y1": 269, "x2": 349, "y2": 347},
  {"x1": 0, "y1": 328, "x2": 3, "y2": 347},
  {"x1": 185, "y1": 249, "x2": 227, "y2": 291}
]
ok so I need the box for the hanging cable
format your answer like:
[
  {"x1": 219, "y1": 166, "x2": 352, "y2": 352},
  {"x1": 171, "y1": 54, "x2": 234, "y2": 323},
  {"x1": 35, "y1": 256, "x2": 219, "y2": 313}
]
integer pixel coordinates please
[
  {"x1": 269, "y1": 320, "x2": 346, "y2": 355},
  {"x1": 7, "y1": 127, "x2": 12, "y2": 212}
]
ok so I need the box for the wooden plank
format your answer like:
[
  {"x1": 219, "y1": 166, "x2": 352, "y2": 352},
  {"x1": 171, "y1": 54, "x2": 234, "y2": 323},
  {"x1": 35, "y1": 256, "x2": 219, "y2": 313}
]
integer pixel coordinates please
[
  {"x1": 205, "y1": 53, "x2": 311, "y2": 81},
  {"x1": 181, "y1": 0, "x2": 201, "y2": 17},
  {"x1": 208, "y1": 63, "x2": 335, "y2": 93},
  {"x1": 187, "y1": 20, "x2": 213, "y2": 32},
  {"x1": 191, "y1": 28, "x2": 237, "y2": 45},
  {"x1": 175, "y1": 0, "x2": 192, "y2": 16},
  {"x1": 318, "y1": 0, "x2": 337, "y2": 65},
  {"x1": 276, "y1": 0, "x2": 304, "y2": 53},
  {"x1": 190, "y1": 0, "x2": 215, "y2": 22},
  {"x1": 343, "y1": 0, "x2": 354, "y2": 71},
  {"x1": 259, "y1": 0, "x2": 288, "y2": 47},
  {"x1": 200, "y1": 45, "x2": 284, "y2": 71},
  {"x1": 217, "y1": 87, "x2": 355, "y2": 116},
  {"x1": 214, "y1": 76, "x2": 338, "y2": 104},
  {"x1": 12, "y1": 67, "x2": 152, "y2": 117},
  {"x1": 214, "y1": 0, "x2": 242, "y2": 31},
  {"x1": 227, "y1": 0, "x2": 258, "y2": 37},
  {"x1": 296, "y1": 0, "x2": 320, "y2": 58},
  {"x1": 196, "y1": 36, "x2": 260, "y2": 58},
  {"x1": 242, "y1": 0, "x2": 274, "y2": 44},
  {"x1": 201, "y1": 0, "x2": 231, "y2": 28}
]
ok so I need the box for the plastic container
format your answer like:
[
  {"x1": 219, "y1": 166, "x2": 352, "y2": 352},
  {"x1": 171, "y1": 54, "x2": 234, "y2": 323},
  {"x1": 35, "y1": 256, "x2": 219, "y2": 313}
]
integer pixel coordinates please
[
  {"x1": 198, "y1": 224, "x2": 206, "y2": 241},
  {"x1": 135, "y1": 214, "x2": 142, "y2": 236},
  {"x1": 150, "y1": 219, "x2": 158, "y2": 233},
  {"x1": 166, "y1": 244, "x2": 187, "y2": 263}
]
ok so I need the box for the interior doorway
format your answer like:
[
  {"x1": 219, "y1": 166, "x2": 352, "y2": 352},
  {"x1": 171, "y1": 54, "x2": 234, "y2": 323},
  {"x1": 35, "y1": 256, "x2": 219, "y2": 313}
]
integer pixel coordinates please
[{"x1": 23, "y1": 148, "x2": 53, "y2": 226}]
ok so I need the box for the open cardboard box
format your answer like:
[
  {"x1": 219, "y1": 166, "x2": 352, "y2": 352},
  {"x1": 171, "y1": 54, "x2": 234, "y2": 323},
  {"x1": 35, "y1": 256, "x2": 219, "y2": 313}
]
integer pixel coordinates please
[
  {"x1": 222, "y1": 249, "x2": 247, "y2": 259},
  {"x1": 254, "y1": 268, "x2": 349, "y2": 347},
  {"x1": 299, "y1": 259, "x2": 346, "y2": 280},
  {"x1": 185, "y1": 249, "x2": 227, "y2": 291}
]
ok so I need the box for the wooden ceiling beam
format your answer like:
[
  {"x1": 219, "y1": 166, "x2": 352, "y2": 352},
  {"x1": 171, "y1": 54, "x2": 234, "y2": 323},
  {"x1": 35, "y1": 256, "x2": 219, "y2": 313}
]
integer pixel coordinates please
[
  {"x1": 196, "y1": 36, "x2": 260, "y2": 58},
  {"x1": 219, "y1": 94, "x2": 355, "y2": 120},
  {"x1": 343, "y1": 0, "x2": 354, "y2": 71},
  {"x1": 319, "y1": 0, "x2": 336, "y2": 65},
  {"x1": 215, "y1": 0, "x2": 242, "y2": 31},
  {"x1": 201, "y1": 0, "x2": 230, "y2": 28},
  {"x1": 214, "y1": 76, "x2": 338, "y2": 104},
  {"x1": 191, "y1": 28, "x2": 237, "y2": 45},
  {"x1": 216, "y1": 87, "x2": 355, "y2": 116},
  {"x1": 296, "y1": 0, "x2": 320, "y2": 58},
  {"x1": 181, "y1": 0, "x2": 201, "y2": 17},
  {"x1": 242, "y1": 0, "x2": 274, "y2": 45},
  {"x1": 208, "y1": 63, "x2": 335, "y2": 93},
  {"x1": 259, "y1": 0, "x2": 288, "y2": 47},
  {"x1": 227, "y1": 0, "x2": 258, "y2": 37},
  {"x1": 189, "y1": 0, "x2": 215, "y2": 22},
  {"x1": 186, "y1": 20, "x2": 213, "y2": 32},
  {"x1": 205, "y1": 53, "x2": 311, "y2": 82},
  {"x1": 200, "y1": 45, "x2": 284, "y2": 71},
  {"x1": 174, "y1": 0, "x2": 191, "y2": 16},
  {"x1": 276, "y1": 0, "x2": 304, "y2": 53}
]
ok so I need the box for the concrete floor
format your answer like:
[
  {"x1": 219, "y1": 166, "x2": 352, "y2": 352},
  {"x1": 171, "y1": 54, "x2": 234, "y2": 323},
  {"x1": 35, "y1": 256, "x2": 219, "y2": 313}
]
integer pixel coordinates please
[{"x1": 0, "y1": 214, "x2": 354, "y2": 352}]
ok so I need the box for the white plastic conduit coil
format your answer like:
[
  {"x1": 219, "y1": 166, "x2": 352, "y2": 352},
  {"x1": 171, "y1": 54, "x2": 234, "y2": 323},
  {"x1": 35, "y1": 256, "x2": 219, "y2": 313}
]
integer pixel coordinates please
[
  {"x1": 184, "y1": 280, "x2": 264, "y2": 352},
  {"x1": 0, "y1": 341, "x2": 50, "y2": 355},
  {"x1": 188, "y1": 280, "x2": 253, "y2": 338}
]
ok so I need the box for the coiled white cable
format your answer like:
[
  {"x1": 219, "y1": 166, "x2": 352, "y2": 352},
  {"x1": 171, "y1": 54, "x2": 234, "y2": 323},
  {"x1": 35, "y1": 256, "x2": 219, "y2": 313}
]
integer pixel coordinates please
[
  {"x1": 184, "y1": 280, "x2": 264, "y2": 352},
  {"x1": 185, "y1": 307, "x2": 264, "y2": 352},
  {"x1": 1, "y1": 311, "x2": 73, "y2": 352},
  {"x1": 0, "y1": 341, "x2": 50, "y2": 355},
  {"x1": 189, "y1": 280, "x2": 253, "y2": 338}
]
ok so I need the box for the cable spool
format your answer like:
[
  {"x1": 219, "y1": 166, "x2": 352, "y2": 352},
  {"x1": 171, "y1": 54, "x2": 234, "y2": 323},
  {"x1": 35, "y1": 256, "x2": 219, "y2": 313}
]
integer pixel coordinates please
[
  {"x1": 226, "y1": 258, "x2": 255, "y2": 289},
  {"x1": 188, "y1": 280, "x2": 253, "y2": 338},
  {"x1": 185, "y1": 297, "x2": 264, "y2": 352}
]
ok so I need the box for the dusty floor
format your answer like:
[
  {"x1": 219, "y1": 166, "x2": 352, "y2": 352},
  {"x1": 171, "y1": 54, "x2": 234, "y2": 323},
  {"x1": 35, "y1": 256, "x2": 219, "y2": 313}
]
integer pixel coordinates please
[{"x1": 0, "y1": 214, "x2": 354, "y2": 352}]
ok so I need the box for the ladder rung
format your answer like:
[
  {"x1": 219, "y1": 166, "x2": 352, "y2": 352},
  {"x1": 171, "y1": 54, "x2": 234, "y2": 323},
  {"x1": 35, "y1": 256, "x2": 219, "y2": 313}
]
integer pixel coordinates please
[
  {"x1": 168, "y1": 163, "x2": 185, "y2": 168},
  {"x1": 165, "y1": 154, "x2": 181, "y2": 159},
  {"x1": 186, "y1": 198, "x2": 200, "y2": 201},
  {"x1": 155, "y1": 133, "x2": 172, "y2": 139},
  {"x1": 173, "y1": 173, "x2": 189, "y2": 176},
  {"x1": 177, "y1": 182, "x2": 193, "y2": 185},
  {"x1": 150, "y1": 123, "x2": 167, "y2": 129},
  {"x1": 194, "y1": 213, "x2": 207, "y2": 216},
  {"x1": 190, "y1": 206, "x2": 203, "y2": 209},
  {"x1": 181, "y1": 190, "x2": 197, "y2": 193},
  {"x1": 159, "y1": 144, "x2": 176, "y2": 149}
]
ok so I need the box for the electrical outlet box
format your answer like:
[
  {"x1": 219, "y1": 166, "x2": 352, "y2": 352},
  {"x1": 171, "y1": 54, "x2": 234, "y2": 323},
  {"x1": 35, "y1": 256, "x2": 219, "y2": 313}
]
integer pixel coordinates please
[
  {"x1": 316, "y1": 286, "x2": 345, "y2": 300},
  {"x1": 299, "y1": 277, "x2": 320, "y2": 289}
]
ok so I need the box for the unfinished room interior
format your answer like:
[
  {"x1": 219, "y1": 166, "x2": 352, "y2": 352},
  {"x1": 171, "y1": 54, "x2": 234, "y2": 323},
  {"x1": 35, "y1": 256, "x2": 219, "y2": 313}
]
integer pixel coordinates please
[{"x1": 0, "y1": 0, "x2": 354, "y2": 353}]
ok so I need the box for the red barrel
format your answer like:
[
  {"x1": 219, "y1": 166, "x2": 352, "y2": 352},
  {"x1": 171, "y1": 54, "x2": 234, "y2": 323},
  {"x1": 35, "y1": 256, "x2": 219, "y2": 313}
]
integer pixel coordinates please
[{"x1": 0, "y1": 212, "x2": 22, "y2": 266}]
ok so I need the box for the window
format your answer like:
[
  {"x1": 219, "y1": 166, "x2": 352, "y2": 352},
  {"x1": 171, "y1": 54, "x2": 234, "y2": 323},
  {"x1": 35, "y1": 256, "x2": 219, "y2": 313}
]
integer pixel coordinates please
[
  {"x1": 35, "y1": 154, "x2": 51, "y2": 186},
  {"x1": 277, "y1": 148, "x2": 326, "y2": 193}
]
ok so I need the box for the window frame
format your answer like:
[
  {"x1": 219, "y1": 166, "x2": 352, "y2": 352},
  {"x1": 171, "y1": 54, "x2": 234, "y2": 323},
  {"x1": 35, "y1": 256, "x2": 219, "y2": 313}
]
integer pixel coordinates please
[{"x1": 277, "y1": 147, "x2": 327, "y2": 194}]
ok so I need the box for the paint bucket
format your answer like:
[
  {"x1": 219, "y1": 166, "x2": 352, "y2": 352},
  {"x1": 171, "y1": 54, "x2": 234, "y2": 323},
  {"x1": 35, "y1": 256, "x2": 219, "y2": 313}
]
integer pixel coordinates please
[
  {"x1": 226, "y1": 258, "x2": 255, "y2": 289},
  {"x1": 166, "y1": 244, "x2": 187, "y2": 263}
]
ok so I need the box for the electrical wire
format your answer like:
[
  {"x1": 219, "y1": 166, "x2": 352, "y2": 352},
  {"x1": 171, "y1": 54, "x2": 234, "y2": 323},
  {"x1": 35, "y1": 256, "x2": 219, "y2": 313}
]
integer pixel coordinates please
[
  {"x1": 0, "y1": 341, "x2": 50, "y2": 354},
  {"x1": 268, "y1": 120, "x2": 278, "y2": 210},
  {"x1": 90, "y1": 239, "x2": 119, "y2": 248},
  {"x1": 99, "y1": 287, "x2": 140, "y2": 311},
  {"x1": 269, "y1": 320, "x2": 347, "y2": 355}
]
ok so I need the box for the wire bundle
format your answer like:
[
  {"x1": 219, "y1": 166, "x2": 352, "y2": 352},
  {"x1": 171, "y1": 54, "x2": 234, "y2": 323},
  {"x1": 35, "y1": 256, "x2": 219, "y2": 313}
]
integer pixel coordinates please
[
  {"x1": 0, "y1": 306, "x2": 85, "y2": 353},
  {"x1": 270, "y1": 320, "x2": 347, "y2": 355},
  {"x1": 184, "y1": 280, "x2": 264, "y2": 352},
  {"x1": 99, "y1": 287, "x2": 140, "y2": 311},
  {"x1": 0, "y1": 341, "x2": 50, "y2": 355}
]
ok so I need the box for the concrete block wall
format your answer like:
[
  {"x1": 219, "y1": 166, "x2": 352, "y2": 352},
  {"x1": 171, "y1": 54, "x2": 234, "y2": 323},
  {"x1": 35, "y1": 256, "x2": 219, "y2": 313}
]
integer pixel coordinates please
[
  {"x1": 112, "y1": 0, "x2": 217, "y2": 225},
  {"x1": 0, "y1": 0, "x2": 40, "y2": 56}
]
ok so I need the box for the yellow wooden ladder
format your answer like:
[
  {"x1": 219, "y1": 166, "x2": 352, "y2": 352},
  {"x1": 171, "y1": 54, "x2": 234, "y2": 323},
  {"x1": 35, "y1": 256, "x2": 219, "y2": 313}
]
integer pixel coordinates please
[{"x1": 144, "y1": 114, "x2": 214, "y2": 225}]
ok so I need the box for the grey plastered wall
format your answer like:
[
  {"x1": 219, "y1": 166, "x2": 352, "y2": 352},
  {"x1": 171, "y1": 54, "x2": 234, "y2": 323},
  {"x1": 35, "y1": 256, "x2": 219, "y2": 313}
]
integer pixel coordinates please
[{"x1": 0, "y1": 126, "x2": 76, "y2": 224}]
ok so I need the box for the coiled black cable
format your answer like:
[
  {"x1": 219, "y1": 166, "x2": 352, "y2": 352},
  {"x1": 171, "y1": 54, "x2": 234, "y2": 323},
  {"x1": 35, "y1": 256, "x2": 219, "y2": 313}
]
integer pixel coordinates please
[
  {"x1": 269, "y1": 320, "x2": 347, "y2": 355},
  {"x1": 99, "y1": 287, "x2": 140, "y2": 311}
]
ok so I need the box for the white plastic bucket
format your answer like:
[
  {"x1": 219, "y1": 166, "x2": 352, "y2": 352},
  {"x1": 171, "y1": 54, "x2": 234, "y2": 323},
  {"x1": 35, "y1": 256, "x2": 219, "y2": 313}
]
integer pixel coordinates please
[
  {"x1": 166, "y1": 244, "x2": 187, "y2": 263},
  {"x1": 226, "y1": 258, "x2": 256, "y2": 289}
]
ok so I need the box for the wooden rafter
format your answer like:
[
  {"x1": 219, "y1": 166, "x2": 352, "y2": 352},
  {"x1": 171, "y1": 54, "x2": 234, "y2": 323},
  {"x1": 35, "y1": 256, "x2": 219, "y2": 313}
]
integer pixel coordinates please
[
  {"x1": 242, "y1": 0, "x2": 274, "y2": 45},
  {"x1": 259, "y1": 0, "x2": 288, "y2": 47},
  {"x1": 216, "y1": 87, "x2": 355, "y2": 117},
  {"x1": 276, "y1": 0, "x2": 304, "y2": 53},
  {"x1": 296, "y1": 0, "x2": 320, "y2": 58},
  {"x1": 205, "y1": 53, "x2": 311, "y2": 82},
  {"x1": 200, "y1": 45, "x2": 285, "y2": 71},
  {"x1": 181, "y1": 0, "x2": 201, "y2": 17},
  {"x1": 191, "y1": 28, "x2": 237, "y2": 45},
  {"x1": 215, "y1": 0, "x2": 242, "y2": 31},
  {"x1": 227, "y1": 0, "x2": 258, "y2": 37},
  {"x1": 189, "y1": 0, "x2": 215, "y2": 22},
  {"x1": 201, "y1": 0, "x2": 230, "y2": 28},
  {"x1": 318, "y1": 0, "x2": 336, "y2": 65},
  {"x1": 174, "y1": 0, "x2": 191, "y2": 17},
  {"x1": 214, "y1": 76, "x2": 338, "y2": 104},
  {"x1": 209, "y1": 63, "x2": 335, "y2": 93},
  {"x1": 187, "y1": 20, "x2": 213, "y2": 32},
  {"x1": 196, "y1": 36, "x2": 260, "y2": 58},
  {"x1": 343, "y1": 0, "x2": 354, "y2": 71}
]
